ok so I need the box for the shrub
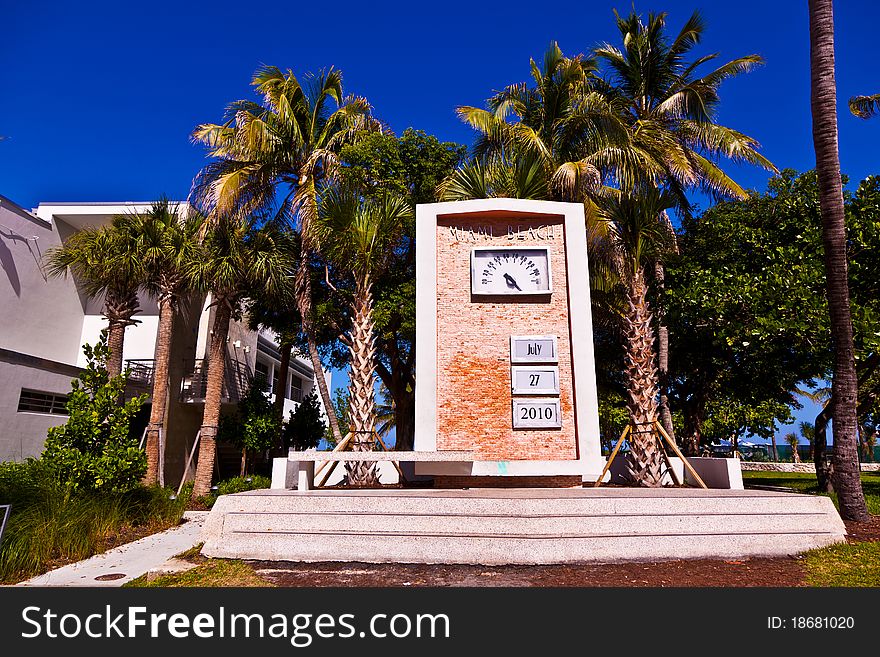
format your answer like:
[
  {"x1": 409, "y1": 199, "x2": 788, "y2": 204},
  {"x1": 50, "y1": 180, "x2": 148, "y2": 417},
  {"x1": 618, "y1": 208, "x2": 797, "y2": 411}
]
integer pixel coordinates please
[
  {"x1": 284, "y1": 390, "x2": 326, "y2": 451},
  {"x1": 219, "y1": 383, "x2": 279, "y2": 475},
  {"x1": 42, "y1": 336, "x2": 147, "y2": 493}
]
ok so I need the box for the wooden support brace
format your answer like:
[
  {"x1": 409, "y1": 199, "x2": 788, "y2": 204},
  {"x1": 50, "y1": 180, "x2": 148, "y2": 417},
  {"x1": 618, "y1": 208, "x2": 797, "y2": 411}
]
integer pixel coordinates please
[
  {"x1": 593, "y1": 424, "x2": 631, "y2": 487},
  {"x1": 655, "y1": 421, "x2": 708, "y2": 489}
]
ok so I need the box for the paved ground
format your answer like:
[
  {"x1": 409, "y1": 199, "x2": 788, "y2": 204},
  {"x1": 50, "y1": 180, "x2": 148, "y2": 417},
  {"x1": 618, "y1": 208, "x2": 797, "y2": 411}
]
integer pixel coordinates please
[{"x1": 16, "y1": 511, "x2": 207, "y2": 587}]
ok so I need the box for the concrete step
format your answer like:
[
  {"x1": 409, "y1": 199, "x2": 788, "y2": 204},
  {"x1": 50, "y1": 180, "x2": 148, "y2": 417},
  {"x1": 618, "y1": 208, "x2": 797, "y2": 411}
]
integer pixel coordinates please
[
  {"x1": 207, "y1": 488, "x2": 833, "y2": 518},
  {"x1": 220, "y1": 510, "x2": 838, "y2": 537},
  {"x1": 201, "y1": 489, "x2": 847, "y2": 565}
]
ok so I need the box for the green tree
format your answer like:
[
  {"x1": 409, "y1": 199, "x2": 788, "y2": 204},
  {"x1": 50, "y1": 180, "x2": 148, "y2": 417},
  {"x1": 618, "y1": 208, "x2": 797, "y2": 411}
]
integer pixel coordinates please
[
  {"x1": 44, "y1": 218, "x2": 144, "y2": 378},
  {"x1": 283, "y1": 390, "x2": 326, "y2": 451},
  {"x1": 186, "y1": 221, "x2": 296, "y2": 496},
  {"x1": 42, "y1": 335, "x2": 147, "y2": 492},
  {"x1": 809, "y1": 0, "x2": 869, "y2": 521},
  {"x1": 192, "y1": 65, "x2": 378, "y2": 447},
  {"x1": 218, "y1": 382, "x2": 279, "y2": 476},
  {"x1": 665, "y1": 170, "x2": 880, "y2": 491},
  {"x1": 324, "y1": 387, "x2": 350, "y2": 446},
  {"x1": 315, "y1": 187, "x2": 411, "y2": 485}
]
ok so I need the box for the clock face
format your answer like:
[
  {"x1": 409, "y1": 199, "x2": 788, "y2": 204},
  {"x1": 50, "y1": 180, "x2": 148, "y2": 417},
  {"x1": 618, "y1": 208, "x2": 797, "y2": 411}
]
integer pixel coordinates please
[{"x1": 471, "y1": 247, "x2": 552, "y2": 296}]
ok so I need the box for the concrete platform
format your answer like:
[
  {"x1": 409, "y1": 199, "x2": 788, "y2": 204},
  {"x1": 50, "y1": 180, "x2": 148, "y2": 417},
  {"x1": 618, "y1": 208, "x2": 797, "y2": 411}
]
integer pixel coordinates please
[{"x1": 201, "y1": 488, "x2": 847, "y2": 565}]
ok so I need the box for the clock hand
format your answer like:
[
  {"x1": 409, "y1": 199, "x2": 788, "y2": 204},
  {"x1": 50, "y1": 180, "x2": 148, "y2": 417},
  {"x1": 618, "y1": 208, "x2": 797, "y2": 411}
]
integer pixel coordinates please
[{"x1": 503, "y1": 273, "x2": 522, "y2": 291}]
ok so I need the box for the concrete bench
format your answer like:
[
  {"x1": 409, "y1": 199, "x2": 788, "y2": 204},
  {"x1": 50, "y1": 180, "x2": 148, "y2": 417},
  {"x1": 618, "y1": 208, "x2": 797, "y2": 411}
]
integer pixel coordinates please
[{"x1": 272, "y1": 450, "x2": 475, "y2": 490}]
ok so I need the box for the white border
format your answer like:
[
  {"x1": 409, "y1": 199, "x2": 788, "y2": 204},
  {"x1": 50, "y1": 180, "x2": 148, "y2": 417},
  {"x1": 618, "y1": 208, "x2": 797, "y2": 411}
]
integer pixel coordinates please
[
  {"x1": 414, "y1": 199, "x2": 604, "y2": 479},
  {"x1": 510, "y1": 365, "x2": 560, "y2": 395},
  {"x1": 470, "y1": 246, "x2": 552, "y2": 296},
  {"x1": 510, "y1": 334, "x2": 558, "y2": 364}
]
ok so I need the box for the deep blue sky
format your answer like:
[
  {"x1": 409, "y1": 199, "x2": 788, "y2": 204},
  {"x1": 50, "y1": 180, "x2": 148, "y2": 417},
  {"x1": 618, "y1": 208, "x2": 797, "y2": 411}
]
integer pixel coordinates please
[{"x1": 3, "y1": 0, "x2": 879, "y2": 440}]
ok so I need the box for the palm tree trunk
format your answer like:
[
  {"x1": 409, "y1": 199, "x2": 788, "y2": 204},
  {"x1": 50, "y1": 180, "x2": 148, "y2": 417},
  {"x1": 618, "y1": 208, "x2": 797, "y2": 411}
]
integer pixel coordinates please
[
  {"x1": 144, "y1": 295, "x2": 175, "y2": 486},
  {"x1": 103, "y1": 289, "x2": 139, "y2": 379},
  {"x1": 623, "y1": 267, "x2": 665, "y2": 487},
  {"x1": 271, "y1": 340, "x2": 293, "y2": 455},
  {"x1": 809, "y1": 0, "x2": 869, "y2": 521},
  {"x1": 814, "y1": 402, "x2": 834, "y2": 493},
  {"x1": 295, "y1": 181, "x2": 343, "y2": 445},
  {"x1": 105, "y1": 320, "x2": 127, "y2": 379},
  {"x1": 193, "y1": 299, "x2": 232, "y2": 497},
  {"x1": 345, "y1": 275, "x2": 380, "y2": 486},
  {"x1": 654, "y1": 262, "x2": 675, "y2": 443}
]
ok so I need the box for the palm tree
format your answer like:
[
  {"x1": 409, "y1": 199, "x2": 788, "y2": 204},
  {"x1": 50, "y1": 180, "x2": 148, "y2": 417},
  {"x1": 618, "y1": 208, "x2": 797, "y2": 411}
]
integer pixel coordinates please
[
  {"x1": 120, "y1": 199, "x2": 203, "y2": 487},
  {"x1": 45, "y1": 218, "x2": 143, "y2": 378},
  {"x1": 455, "y1": 42, "x2": 638, "y2": 202},
  {"x1": 800, "y1": 420, "x2": 816, "y2": 461},
  {"x1": 191, "y1": 65, "x2": 378, "y2": 446},
  {"x1": 315, "y1": 187, "x2": 411, "y2": 485},
  {"x1": 594, "y1": 9, "x2": 776, "y2": 208},
  {"x1": 849, "y1": 94, "x2": 880, "y2": 118},
  {"x1": 784, "y1": 432, "x2": 801, "y2": 463},
  {"x1": 594, "y1": 9, "x2": 777, "y2": 441},
  {"x1": 808, "y1": 0, "x2": 869, "y2": 521},
  {"x1": 595, "y1": 187, "x2": 677, "y2": 486},
  {"x1": 187, "y1": 221, "x2": 295, "y2": 496}
]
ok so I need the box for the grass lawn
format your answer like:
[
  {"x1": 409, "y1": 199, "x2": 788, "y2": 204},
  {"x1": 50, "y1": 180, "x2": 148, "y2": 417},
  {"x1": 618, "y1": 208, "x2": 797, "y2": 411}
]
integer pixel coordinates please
[
  {"x1": 742, "y1": 470, "x2": 880, "y2": 515},
  {"x1": 803, "y1": 541, "x2": 880, "y2": 586}
]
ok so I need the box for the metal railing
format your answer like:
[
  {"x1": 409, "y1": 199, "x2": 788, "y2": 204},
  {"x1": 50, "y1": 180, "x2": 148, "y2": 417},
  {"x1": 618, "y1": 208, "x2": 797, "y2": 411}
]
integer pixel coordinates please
[
  {"x1": 125, "y1": 359, "x2": 155, "y2": 386},
  {"x1": 179, "y1": 357, "x2": 252, "y2": 403}
]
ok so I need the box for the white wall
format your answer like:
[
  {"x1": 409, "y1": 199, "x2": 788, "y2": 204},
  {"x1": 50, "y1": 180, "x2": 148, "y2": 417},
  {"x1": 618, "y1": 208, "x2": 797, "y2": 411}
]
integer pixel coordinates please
[{"x1": 76, "y1": 314, "x2": 159, "y2": 367}]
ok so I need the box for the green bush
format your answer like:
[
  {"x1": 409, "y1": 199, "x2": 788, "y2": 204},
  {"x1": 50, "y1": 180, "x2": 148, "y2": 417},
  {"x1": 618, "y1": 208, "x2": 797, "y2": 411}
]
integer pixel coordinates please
[
  {"x1": 42, "y1": 337, "x2": 147, "y2": 493},
  {"x1": 218, "y1": 383, "x2": 279, "y2": 474},
  {"x1": 283, "y1": 390, "x2": 326, "y2": 451},
  {"x1": 0, "y1": 459, "x2": 185, "y2": 583}
]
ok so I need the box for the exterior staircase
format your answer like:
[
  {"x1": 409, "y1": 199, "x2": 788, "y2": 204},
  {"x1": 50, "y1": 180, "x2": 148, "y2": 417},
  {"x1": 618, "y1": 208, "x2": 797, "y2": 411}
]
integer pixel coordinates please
[{"x1": 200, "y1": 487, "x2": 847, "y2": 565}]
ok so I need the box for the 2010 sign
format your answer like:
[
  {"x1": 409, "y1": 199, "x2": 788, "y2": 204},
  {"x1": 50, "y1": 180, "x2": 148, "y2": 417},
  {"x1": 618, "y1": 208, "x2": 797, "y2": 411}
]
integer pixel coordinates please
[{"x1": 512, "y1": 399, "x2": 562, "y2": 429}]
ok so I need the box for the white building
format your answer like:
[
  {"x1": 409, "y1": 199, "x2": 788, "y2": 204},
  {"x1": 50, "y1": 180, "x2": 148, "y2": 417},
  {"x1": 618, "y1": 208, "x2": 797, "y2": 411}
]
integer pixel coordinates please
[{"x1": 0, "y1": 195, "x2": 329, "y2": 484}]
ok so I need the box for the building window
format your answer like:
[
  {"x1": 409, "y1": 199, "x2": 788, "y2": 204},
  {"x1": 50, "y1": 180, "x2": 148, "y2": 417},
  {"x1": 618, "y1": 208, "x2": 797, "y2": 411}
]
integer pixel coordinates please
[
  {"x1": 289, "y1": 376, "x2": 303, "y2": 402},
  {"x1": 254, "y1": 360, "x2": 270, "y2": 390},
  {"x1": 17, "y1": 389, "x2": 69, "y2": 415}
]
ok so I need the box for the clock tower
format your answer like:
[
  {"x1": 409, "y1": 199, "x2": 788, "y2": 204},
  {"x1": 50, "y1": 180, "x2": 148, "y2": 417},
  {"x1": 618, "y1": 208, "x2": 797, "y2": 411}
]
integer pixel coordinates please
[{"x1": 414, "y1": 198, "x2": 604, "y2": 485}]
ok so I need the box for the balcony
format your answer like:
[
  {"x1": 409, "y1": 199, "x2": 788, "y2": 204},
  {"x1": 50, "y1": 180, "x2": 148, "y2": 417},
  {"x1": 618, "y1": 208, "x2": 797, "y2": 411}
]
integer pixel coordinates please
[
  {"x1": 125, "y1": 359, "x2": 156, "y2": 387},
  {"x1": 124, "y1": 357, "x2": 252, "y2": 404},
  {"x1": 180, "y1": 357, "x2": 252, "y2": 404}
]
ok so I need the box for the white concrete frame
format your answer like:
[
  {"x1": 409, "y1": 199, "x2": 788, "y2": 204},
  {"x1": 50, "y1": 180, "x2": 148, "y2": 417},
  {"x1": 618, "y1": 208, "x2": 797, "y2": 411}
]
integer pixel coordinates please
[{"x1": 414, "y1": 199, "x2": 604, "y2": 479}]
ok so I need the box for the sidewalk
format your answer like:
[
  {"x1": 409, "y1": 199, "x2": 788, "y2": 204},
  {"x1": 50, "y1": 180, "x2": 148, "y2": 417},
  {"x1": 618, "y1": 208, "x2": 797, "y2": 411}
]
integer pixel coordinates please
[{"x1": 16, "y1": 511, "x2": 208, "y2": 587}]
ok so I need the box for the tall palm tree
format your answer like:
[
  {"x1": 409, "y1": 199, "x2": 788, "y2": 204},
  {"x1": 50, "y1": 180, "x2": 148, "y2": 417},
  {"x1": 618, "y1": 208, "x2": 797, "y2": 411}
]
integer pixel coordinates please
[
  {"x1": 808, "y1": 0, "x2": 869, "y2": 521},
  {"x1": 120, "y1": 199, "x2": 203, "y2": 486},
  {"x1": 45, "y1": 218, "x2": 143, "y2": 377},
  {"x1": 187, "y1": 221, "x2": 295, "y2": 496},
  {"x1": 594, "y1": 9, "x2": 776, "y2": 208},
  {"x1": 595, "y1": 187, "x2": 677, "y2": 486},
  {"x1": 191, "y1": 66, "x2": 378, "y2": 446},
  {"x1": 456, "y1": 42, "x2": 639, "y2": 202},
  {"x1": 315, "y1": 187, "x2": 411, "y2": 485},
  {"x1": 594, "y1": 9, "x2": 777, "y2": 441}
]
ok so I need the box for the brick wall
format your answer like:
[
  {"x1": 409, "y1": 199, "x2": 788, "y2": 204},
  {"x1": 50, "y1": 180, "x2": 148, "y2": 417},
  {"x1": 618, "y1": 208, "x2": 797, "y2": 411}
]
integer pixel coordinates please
[{"x1": 435, "y1": 213, "x2": 578, "y2": 461}]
